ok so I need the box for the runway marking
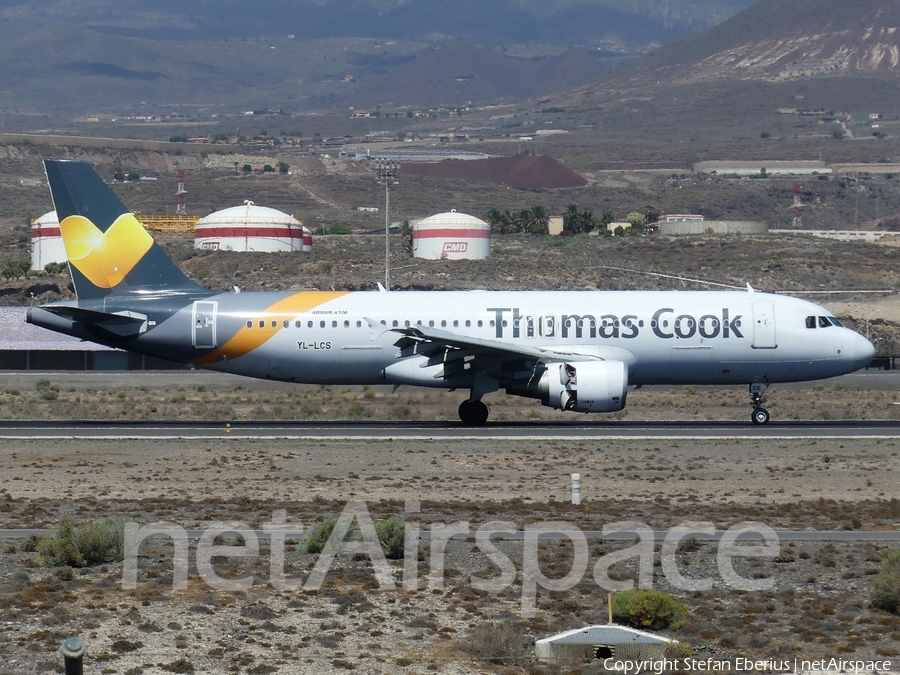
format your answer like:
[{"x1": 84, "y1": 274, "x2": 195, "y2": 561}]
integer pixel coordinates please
[{"x1": 3, "y1": 434, "x2": 900, "y2": 441}]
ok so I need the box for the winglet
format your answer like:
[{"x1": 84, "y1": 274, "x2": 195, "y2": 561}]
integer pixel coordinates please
[
  {"x1": 377, "y1": 282, "x2": 387, "y2": 292},
  {"x1": 746, "y1": 283, "x2": 755, "y2": 293}
]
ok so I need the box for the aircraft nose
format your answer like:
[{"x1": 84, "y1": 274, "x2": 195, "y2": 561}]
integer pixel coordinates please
[{"x1": 854, "y1": 332, "x2": 876, "y2": 368}]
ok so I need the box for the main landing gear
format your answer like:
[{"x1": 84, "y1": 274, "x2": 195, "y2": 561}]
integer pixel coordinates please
[
  {"x1": 749, "y1": 382, "x2": 770, "y2": 425},
  {"x1": 458, "y1": 399, "x2": 489, "y2": 426}
]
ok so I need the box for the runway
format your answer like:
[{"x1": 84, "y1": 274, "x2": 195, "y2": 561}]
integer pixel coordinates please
[{"x1": 3, "y1": 419, "x2": 900, "y2": 440}]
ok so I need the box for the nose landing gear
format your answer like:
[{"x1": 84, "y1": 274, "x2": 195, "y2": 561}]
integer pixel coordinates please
[{"x1": 750, "y1": 382, "x2": 770, "y2": 425}]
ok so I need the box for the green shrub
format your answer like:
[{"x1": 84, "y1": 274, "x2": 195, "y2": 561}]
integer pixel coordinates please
[
  {"x1": 36, "y1": 518, "x2": 125, "y2": 567},
  {"x1": 466, "y1": 622, "x2": 529, "y2": 664},
  {"x1": 300, "y1": 517, "x2": 338, "y2": 554},
  {"x1": 612, "y1": 589, "x2": 688, "y2": 630},
  {"x1": 871, "y1": 551, "x2": 900, "y2": 614},
  {"x1": 375, "y1": 516, "x2": 405, "y2": 560}
]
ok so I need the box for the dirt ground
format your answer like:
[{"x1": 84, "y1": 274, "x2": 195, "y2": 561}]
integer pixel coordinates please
[{"x1": 2, "y1": 375, "x2": 900, "y2": 674}]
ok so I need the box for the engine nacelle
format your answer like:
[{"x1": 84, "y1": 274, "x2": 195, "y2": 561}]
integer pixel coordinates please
[{"x1": 508, "y1": 360, "x2": 628, "y2": 413}]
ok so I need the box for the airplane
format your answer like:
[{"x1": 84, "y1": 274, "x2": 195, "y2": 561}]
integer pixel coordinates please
[{"x1": 27, "y1": 159, "x2": 875, "y2": 426}]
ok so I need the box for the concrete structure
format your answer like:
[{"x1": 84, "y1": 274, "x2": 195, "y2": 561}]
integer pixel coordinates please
[
  {"x1": 412, "y1": 210, "x2": 491, "y2": 260},
  {"x1": 548, "y1": 215, "x2": 564, "y2": 236},
  {"x1": 193, "y1": 201, "x2": 308, "y2": 252},
  {"x1": 660, "y1": 214, "x2": 704, "y2": 223},
  {"x1": 777, "y1": 229, "x2": 891, "y2": 243},
  {"x1": 694, "y1": 161, "x2": 831, "y2": 176},
  {"x1": 660, "y1": 220, "x2": 767, "y2": 235},
  {"x1": 606, "y1": 221, "x2": 633, "y2": 233},
  {"x1": 535, "y1": 625, "x2": 676, "y2": 664},
  {"x1": 30, "y1": 211, "x2": 67, "y2": 271}
]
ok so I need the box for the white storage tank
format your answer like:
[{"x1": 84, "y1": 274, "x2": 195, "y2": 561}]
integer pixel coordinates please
[
  {"x1": 193, "y1": 200, "x2": 308, "y2": 252},
  {"x1": 412, "y1": 210, "x2": 491, "y2": 260},
  {"x1": 301, "y1": 226, "x2": 313, "y2": 252},
  {"x1": 30, "y1": 211, "x2": 67, "y2": 271}
]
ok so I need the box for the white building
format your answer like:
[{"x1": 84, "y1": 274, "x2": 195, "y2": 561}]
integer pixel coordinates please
[
  {"x1": 194, "y1": 201, "x2": 309, "y2": 252},
  {"x1": 412, "y1": 210, "x2": 491, "y2": 260},
  {"x1": 30, "y1": 211, "x2": 67, "y2": 271}
]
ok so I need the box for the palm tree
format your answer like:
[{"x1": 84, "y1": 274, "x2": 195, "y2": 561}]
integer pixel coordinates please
[
  {"x1": 529, "y1": 205, "x2": 549, "y2": 235},
  {"x1": 563, "y1": 204, "x2": 580, "y2": 234}
]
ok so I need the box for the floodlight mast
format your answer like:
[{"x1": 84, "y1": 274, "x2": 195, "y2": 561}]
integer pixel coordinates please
[{"x1": 375, "y1": 159, "x2": 399, "y2": 290}]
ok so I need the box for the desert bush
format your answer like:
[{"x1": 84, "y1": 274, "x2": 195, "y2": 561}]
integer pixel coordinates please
[
  {"x1": 36, "y1": 518, "x2": 124, "y2": 567},
  {"x1": 375, "y1": 516, "x2": 405, "y2": 560},
  {"x1": 612, "y1": 589, "x2": 688, "y2": 630},
  {"x1": 465, "y1": 621, "x2": 530, "y2": 665},
  {"x1": 664, "y1": 641, "x2": 694, "y2": 658},
  {"x1": 871, "y1": 551, "x2": 900, "y2": 614},
  {"x1": 301, "y1": 517, "x2": 338, "y2": 554}
]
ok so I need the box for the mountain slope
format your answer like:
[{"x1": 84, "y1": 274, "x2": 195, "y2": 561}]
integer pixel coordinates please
[{"x1": 627, "y1": 0, "x2": 900, "y2": 83}]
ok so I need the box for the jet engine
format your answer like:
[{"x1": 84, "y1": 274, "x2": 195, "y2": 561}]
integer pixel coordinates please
[{"x1": 507, "y1": 360, "x2": 628, "y2": 413}]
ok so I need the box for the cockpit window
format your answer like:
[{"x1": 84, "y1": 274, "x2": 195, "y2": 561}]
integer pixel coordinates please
[
  {"x1": 818, "y1": 316, "x2": 832, "y2": 328},
  {"x1": 806, "y1": 316, "x2": 816, "y2": 329},
  {"x1": 828, "y1": 316, "x2": 843, "y2": 327}
]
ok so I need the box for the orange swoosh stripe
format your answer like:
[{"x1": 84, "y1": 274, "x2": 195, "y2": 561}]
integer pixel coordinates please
[
  {"x1": 194, "y1": 291, "x2": 350, "y2": 364},
  {"x1": 60, "y1": 214, "x2": 154, "y2": 289}
]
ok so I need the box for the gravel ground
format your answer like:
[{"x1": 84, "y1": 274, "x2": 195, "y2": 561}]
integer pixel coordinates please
[{"x1": 1, "y1": 428, "x2": 900, "y2": 673}]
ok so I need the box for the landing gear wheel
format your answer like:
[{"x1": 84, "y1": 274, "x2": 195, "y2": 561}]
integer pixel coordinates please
[
  {"x1": 458, "y1": 399, "x2": 489, "y2": 426},
  {"x1": 751, "y1": 408, "x2": 770, "y2": 425}
]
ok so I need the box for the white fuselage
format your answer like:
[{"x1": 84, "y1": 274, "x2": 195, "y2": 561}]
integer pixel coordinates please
[{"x1": 195, "y1": 290, "x2": 874, "y2": 387}]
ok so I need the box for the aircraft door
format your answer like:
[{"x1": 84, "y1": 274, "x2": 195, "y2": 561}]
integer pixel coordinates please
[
  {"x1": 752, "y1": 301, "x2": 777, "y2": 349},
  {"x1": 191, "y1": 301, "x2": 218, "y2": 348}
]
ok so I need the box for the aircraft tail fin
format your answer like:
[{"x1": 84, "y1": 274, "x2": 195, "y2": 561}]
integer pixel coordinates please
[{"x1": 43, "y1": 160, "x2": 206, "y2": 300}]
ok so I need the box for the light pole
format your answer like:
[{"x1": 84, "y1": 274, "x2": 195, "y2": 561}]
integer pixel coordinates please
[
  {"x1": 375, "y1": 158, "x2": 399, "y2": 290},
  {"x1": 866, "y1": 310, "x2": 879, "y2": 341}
]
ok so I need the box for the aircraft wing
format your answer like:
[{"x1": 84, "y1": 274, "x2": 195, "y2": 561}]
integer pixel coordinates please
[{"x1": 390, "y1": 324, "x2": 600, "y2": 363}]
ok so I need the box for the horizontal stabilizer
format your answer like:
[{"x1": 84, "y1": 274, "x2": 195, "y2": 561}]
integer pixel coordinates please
[{"x1": 41, "y1": 305, "x2": 148, "y2": 339}]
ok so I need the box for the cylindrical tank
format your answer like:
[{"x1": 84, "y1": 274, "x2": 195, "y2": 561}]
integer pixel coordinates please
[
  {"x1": 193, "y1": 200, "x2": 307, "y2": 252},
  {"x1": 30, "y1": 211, "x2": 67, "y2": 271},
  {"x1": 302, "y1": 226, "x2": 313, "y2": 252},
  {"x1": 412, "y1": 210, "x2": 491, "y2": 260}
]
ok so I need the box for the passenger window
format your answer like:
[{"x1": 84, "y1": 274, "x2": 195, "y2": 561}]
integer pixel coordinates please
[
  {"x1": 477, "y1": 320, "x2": 483, "y2": 328},
  {"x1": 405, "y1": 320, "x2": 410, "y2": 327},
  {"x1": 356, "y1": 320, "x2": 362, "y2": 328},
  {"x1": 246, "y1": 320, "x2": 252, "y2": 328},
  {"x1": 295, "y1": 320, "x2": 301, "y2": 328},
  {"x1": 429, "y1": 320, "x2": 434, "y2": 327},
  {"x1": 806, "y1": 316, "x2": 816, "y2": 329},
  {"x1": 441, "y1": 320, "x2": 447, "y2": 327},
  {"x1": 344, "y1": 320, "x2": 350, "y2": 328},
  {"x1": 453, "y1": 320, "x2": 459, "y2": 327},
  {"x1": 465, "y1": 320, "x2": 471, "y2": 327},
  {"x1": 320, "y1": 321, "x2": 325, "y2": 328},
  {"x1": 392, "y1": 320, "x2": 398, "y2": 327},
  {"x1": 818, "y1": 316, "x2": 831, "y2": 328},
  {"x1": 308, "y1": 321, "x2": 313, "y2": 328},
  {"x1": 332, "y1": 321, "x2": 337, "y2": 328},
  {"x1": 283, "y1": 320, "x2": 289, "y2": 328},
  {"x1": 258, "y1": 320, "x2": 265, "y2": 328},
  {"x1": 271, "y1": 320, "x2": 277, "y2": 328}
]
